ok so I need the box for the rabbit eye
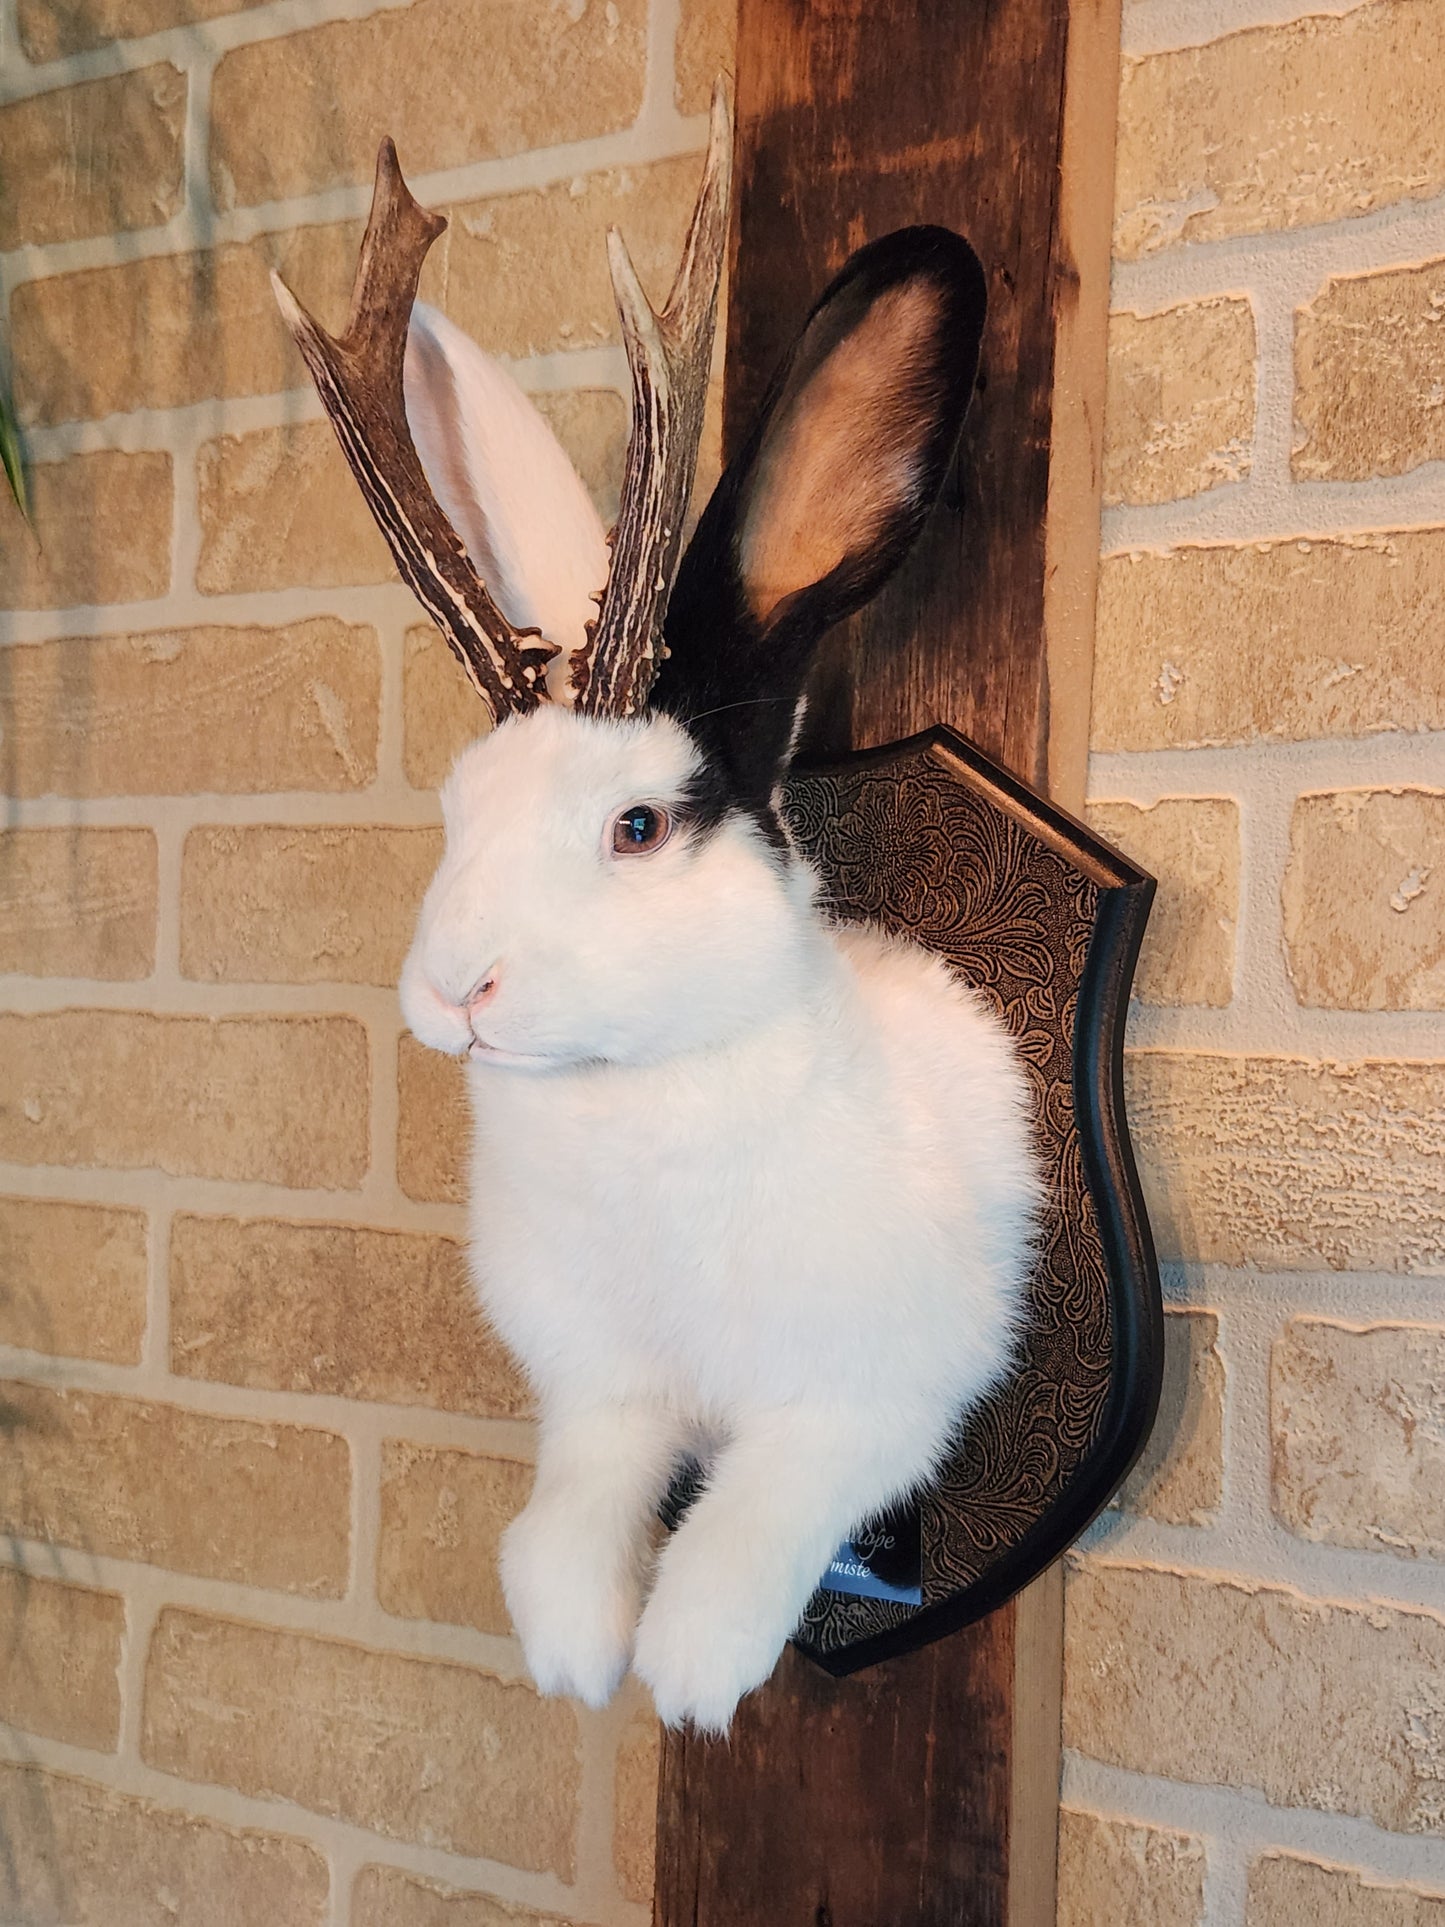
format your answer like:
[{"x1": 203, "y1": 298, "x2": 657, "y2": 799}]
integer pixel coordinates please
[{"x1": 612, "y1": 804, "x2": 671, "y2": 855}]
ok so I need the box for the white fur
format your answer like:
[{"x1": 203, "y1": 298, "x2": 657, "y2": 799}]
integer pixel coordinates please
[
  {"x1": 401, "y1": 706, "x2": 1041, "y2": 1732},
  {"x1": 394, "y1": 290, "x2": 1041, "y2": 1733}
]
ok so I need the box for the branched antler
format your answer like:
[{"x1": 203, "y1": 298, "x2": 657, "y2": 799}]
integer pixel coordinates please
[
  {"x1": 272, "y1": 141, "x2": 555, "y2": 722},
  {"x1": 575, "y1": 81, "x2": 732, "y2": 717},
  {"x1": 272, "y1": 90, "x2": 731, "y2": 725}
]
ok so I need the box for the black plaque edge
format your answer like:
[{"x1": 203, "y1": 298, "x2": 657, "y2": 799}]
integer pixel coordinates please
[{"x1": 790, "y1": 724, "x2": 1163, "y2": 1678}]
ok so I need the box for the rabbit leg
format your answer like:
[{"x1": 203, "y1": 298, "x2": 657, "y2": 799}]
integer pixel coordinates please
[
  {"x1": 501, "y1": 1401, "x2": 689, "y2": 1708},
  {"x1": 632, "y1": 1407, "x2": 936, "y2": 1733}
]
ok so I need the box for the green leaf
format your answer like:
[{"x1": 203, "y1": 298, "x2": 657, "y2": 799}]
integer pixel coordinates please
[{"x1": 0, "y1": 390, "x2": 28, "y2": 521}]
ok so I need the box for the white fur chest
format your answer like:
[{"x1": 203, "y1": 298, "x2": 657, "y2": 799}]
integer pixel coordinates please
[{"x1": 460, "y1": 931, "x2": 1034, "y2": 1429}]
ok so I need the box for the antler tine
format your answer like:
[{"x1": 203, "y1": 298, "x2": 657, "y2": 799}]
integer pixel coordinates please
[
  {"x1": 575, "y1": 80, "x2": 732, "y2": 717},
  {"x1": 272, "y1": 140, "x2": 556, "y2": 721}
]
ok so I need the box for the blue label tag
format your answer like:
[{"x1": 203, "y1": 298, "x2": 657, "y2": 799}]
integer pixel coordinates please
[{"x1": 818, "y1": 1510, "x2": 923, "y2": 1607}]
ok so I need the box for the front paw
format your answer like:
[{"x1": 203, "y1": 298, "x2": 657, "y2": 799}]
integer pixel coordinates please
[
  {"x1": 500, "y1": 1505, "x2": 638, "y2": 1708},
  {"x1": 631, "y1": 1563, "x2": 791, "y2": 1735}
]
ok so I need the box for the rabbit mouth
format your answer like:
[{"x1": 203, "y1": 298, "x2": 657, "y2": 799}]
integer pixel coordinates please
[{"x1": 466, "y1": 1037, "x2": 555, "y2": 1071}]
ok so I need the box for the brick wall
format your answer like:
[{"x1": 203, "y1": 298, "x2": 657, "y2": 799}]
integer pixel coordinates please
[
  {"x1": 1064, "y1": 0, "x2": 1445, "y2": 1919},
  {"x1": 0, "y1": 0, "x2": 732, "y2": 1916},
  {"x1": 3, "y1": 0, "x2": 1443, "y2": 1919}
]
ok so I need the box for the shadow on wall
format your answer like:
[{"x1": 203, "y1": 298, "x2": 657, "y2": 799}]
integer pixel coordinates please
[{"x1": 0, "y1": 1378, "x2": 103, "y2": 1923}]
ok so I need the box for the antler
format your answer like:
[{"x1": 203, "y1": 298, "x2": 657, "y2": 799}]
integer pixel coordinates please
[
  {"x1": 574, "y1": 81, "x2": 733, "y2": 717},
  {"x1": 271, "y1": 141, "x2": 555, "y2": 721}
]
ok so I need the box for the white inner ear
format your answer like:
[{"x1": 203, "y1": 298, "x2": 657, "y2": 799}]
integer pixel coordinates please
[
  {"x1": 739, "y1": 282, "x2": 943, "y2": 626},
  {"x1": 404, "y1": 304, "x2": 611, "y2": 683}
]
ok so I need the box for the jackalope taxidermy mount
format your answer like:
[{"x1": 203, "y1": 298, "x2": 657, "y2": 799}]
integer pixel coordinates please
[{"x1": 274, "y1": 85, "x2": 1041, "y2": 1733}]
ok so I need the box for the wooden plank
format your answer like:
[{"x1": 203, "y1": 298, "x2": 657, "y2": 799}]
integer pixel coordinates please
[
  {"x1": 722, "y1": 0, "x2": 1070, "y2": 790},
  {"x1": 657, "y1": 1623, "x2": 1013, "y2": 1926},
  {"x1": 654, "y1": 1, "x2": 1117, "y2": 1920}
]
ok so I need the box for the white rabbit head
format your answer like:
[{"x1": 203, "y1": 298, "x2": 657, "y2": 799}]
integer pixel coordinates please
[
  {"x1": 400, "y1": 701, "x2": 823, "y2": 1069},
  {"x1": 274, "y1": 105, "x2": 986, "y2": 1074}
]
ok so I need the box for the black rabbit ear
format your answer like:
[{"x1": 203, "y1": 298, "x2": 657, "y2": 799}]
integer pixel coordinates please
[{"x1": 654, "y1": 226, "x2": 986, "y2": 818}]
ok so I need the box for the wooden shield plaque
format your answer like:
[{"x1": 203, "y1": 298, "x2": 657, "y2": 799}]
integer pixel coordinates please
[{"x1": 769, "y1": 723, "x2": 1161, "y2": 1675}]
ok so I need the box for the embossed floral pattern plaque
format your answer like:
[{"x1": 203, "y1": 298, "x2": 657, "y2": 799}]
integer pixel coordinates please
[{"x1": 781, "y1": 726, "x2": 1161, "y2": 1675}]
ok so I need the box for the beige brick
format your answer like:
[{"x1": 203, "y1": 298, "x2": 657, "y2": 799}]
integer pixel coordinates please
[
  {"x1": 181, "y1": 826, "x2": 441, "y2": 986},
  {"x1": 1114, "y1": 0, "x2": 1445, "y2": 258},
  {"x1": 13, "y1": 156, "x2": 694, "y2": 428},
  {"x1": 0, "y1": 828, "x2": 156, "y2": 980},
  {"x1": 437, "y1": 158, "x2": 704, "y2": 363},
  {"x1": 353, "y1": 1865, "x2": 590, "y2": 1927},
  {"x1": 0, "y1": 1196, "x2": 146, "y2": 1364},
  {"x1": 0, "y1": 1761, "x2": 329, "y2": 1924},
  {"x1": 1093, "y1": 532, "x2": 1445, "y2": 752},
  {"x1": 210, "y1": 0, "x2": 646, "y2": 209},
  {"x1": 143, "y1": 1609, "x2": 579, "y2": 1873},
  {"x1": 1283, "y1": 790, "x2": 1445, "y2": 1010},
  {"x1": 676, "y1": 0, "x2": 736, "y2": 115},
  {"x1": 1066, "y1": 1561, "x2": 1445, "y2": 1834},
  {"x1": 406, "y1": 624, "x2": 491, "y2": 789},
  {"x1": 1297, "y1": 259, "x2": 1445, "y2": 482},
  {"x1": 2, "y1": 618, "x2": 379, "y2": 798},
  {"x1": 397, "y1": 1034, "x2": 469, "y2": 1204},
  {"x1": 0, "y1": 66, "x2": 185, "y2": 251},
  {"x1": 1058, "y1": 1809, "x2": 1205, "y2": 1927},
  {"x1": 1086, "y1": 799, "x2": 1238, "y2": 1006},
  {"x1": 1104, "y1": 299, "x2": 1254, "y2": 506},
  {"x1": 19, "y1": 0, "x2": 265, "y2": 56},
  {"x1": 12, "y1": 222, "x2": 361, "y2": 427},
  {"x1": 1273, "y1": 1319, "x2": 1445, "y2": 1561},
  {"x1": 196, "y1": 418, "x2": 394, "y2": 595},
  {"x1": 0, "y1": 1011, "x2": 368, "y2": 1188},
  {"x1": 1249, "y1": 1853, "x2": 1445, "y2": 1925},
  {"x1": 1126, "y1": 1053, "x2": 1445, "y2": 1272},
  {"x1": 192, "y1": 392, "x2": 622, "y2": 599},
  {"x1": 0, "y1": 1379, "x2": 349, "y2": 1594},
  {"x1": 532, "y1": 389, "x2": 629, "y2": 525},
  {"x1": 614, "y1": 1708, "x2": 659, "y2": 1906},
  {"x1": 170, "y1": 1215, "x2": 529, "y2": 1417},
  {"x1": 0, "y1": 451, "x2": 170, "y2": 610},
  {"x1": 1114, "y1": 1310, "x2": 1223, "y2": 1526},
  {"x1": 378, "y1": 1443, "x2": 529, "y2": 1634},
  {"x1": 0, "y1": 1565, "x2": 122, "y2": 1750}
]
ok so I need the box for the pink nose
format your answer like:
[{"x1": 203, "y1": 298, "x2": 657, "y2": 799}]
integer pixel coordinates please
[{"x1": 466, "y1": 972, "x2": 500, "y2": 1014}]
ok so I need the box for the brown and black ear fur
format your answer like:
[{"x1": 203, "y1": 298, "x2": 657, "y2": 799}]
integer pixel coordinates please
[{"x1": 652, "y1": 225, "x2": 987, "y2": 827}]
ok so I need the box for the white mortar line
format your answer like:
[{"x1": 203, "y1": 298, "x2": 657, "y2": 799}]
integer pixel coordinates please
[
  {"x1": 1078, "y1": 1501, "x2": 1445, "y2": 1619},
  {"x1": 571, "y1": 1684, "x2": 638, "y2": 1917},
  {"x1": 0, "y1": 0, "x2": 415, "y2": 103},
  {"x1": 348, "y1": 1429, "x2": 380, "y2": 1610},
  {"x1": 0, "y1": 1719, "x2": 626, "y2": 1925},
  {"x1": 13, "y1": 340, "x2": 629, "y2": 463},
  {"x1": 114, "y1": 1581, "x2": 162, "y2": 1765},
  {"x1": 140, "y1": 1202, "x2": 167, "y2": 1377},
  {"x1": 1087, "y1": 734, "x2": 1445, "y2": 791},
  {"x1": 0, "y1": 1341, "x2": 533, "y2": 1449},
  {"x1": 0, "y1": 117, "x2": 712, "y2": 287},
  {"x1": 0, "y1": 1156, "x2": 467, "y2": 1231},
  {"x1": 373, "y1": 608, "x2": 407, "y2": 808},
  {"x1": 1119, "y1": 0, "x2": 1360, "y2": 56},
  {"x1": 1104, "y1": 462, "x2": 1445, "y2": 550},
  {"x1": 1112, "y1": 184, "x2": 1445, "y2": 314},
  {"x1": 0, "y1": 791, "x2": 445, "y2": 828},
  {"x1": 178, "y1": 40, "x2": 212, "y2": 232},
  {"x1": 1061, "y1": 1755, "x2": 1445, "y2": 1898},
  {"x1": 1161, "y1": 1261, "x2": 1445, "y2": 1318}
]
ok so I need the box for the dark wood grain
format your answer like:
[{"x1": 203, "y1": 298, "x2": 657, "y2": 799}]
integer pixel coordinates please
[
  {"x1": 658, "y1": 1627, "x2": 1014, "y2": 1927},
  {"x1": 655, "y1": 0, "x2": 1080, "y2": 1919}
]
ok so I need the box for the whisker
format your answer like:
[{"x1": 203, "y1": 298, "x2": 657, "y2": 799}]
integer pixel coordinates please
[{"x1": 679, "y1": 695, "x2": 797, "y2": 727}]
